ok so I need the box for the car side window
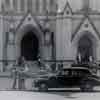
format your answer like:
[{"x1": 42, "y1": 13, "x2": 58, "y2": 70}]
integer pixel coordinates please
[
  {"x1": 71, "y1": 70, "x2": 82, "y2": 77},
  {"x1": 71, "y1": 70, "x2": 78, "y2": 76},
  {"x1": 71, "y1": 70, "x2": 91, "y2": 77},
  {"x1": 83, "y1": 70, "x2": 91, "y2": 76},
  {"x1": 62, "y1": 70, "x2": 69, "y2": 76},
  {"x1": 60, "y1": 70, "x2": 72, "y2": 76}
]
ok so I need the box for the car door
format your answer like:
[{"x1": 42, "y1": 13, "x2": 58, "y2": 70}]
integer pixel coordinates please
[
  {"x1": 63, "y1": 69, "x2": 72, "y2": 87},
  {"x1": 63, "y1": 69, "x2": 76, "y2": 87},
  {"x1": 56, "y1": 71, "x2": 65, "y2": 87},
  {"x1": 56, "y1": 69, "x2": 72, "y2": 87},
  {"x1": 71, "y1": 69, "x2": 83, "y2": 86}
]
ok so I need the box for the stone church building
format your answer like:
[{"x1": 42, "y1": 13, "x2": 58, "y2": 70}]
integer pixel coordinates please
[{"x1": 0, "y1": 0, "x2": 100, "y2": 72}]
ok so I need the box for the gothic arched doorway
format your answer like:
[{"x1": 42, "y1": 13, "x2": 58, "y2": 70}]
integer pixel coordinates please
[
  {"x1": 78, "y1": 35, "x2": 93, "y2": 63},
  {"x1": 21, "y1": 31, "x2": 39, "y2": 61}
]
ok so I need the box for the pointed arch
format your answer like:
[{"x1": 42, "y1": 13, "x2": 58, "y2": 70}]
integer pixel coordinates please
[
  {"x1": 73, "y1": 31, "x2": 99, "y2": 46},
  {"x1": 15, "y1": 24, "x2": 43, "y2": 59},
  {"x1": 21, "y1": 31, "x2": 39, "y2": 61},
  {"x1": 72, "y1": 16, "x2": 100, "y2": 41},
  {"x1": 63, "y1": 1, "x2": 73, "y2": 14},
  {"x1": 74, "y1": 31, "x2": 98, "y2": 63}
]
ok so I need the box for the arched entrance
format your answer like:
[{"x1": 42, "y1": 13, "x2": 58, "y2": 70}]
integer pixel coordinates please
[
  {"x1": 78, "y1": 35, "x2": 94, "y2": 63},
  {"x1": 21, "y1": 31, "x2": 39, "y2": 61}
]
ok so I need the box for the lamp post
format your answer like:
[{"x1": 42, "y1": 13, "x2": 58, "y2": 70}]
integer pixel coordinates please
[
  {"x1": 44, "y1": 10, "x2": 51, "y2": 45},
  {"x1": 43, "y1": 11, "x2": 55, "y2": 60},
  {"x1": 3, "y1": 24, "x2": 15, "y2": 71},
  {"x1": 6, "y1": 23, "x2": 15, "y2": 69},
  {"x1": 8, "y1": 24, "x2": 15, "y2": 45},
  {"x1": 44, "y1": 28, "x2": 51, "y2": 46}
]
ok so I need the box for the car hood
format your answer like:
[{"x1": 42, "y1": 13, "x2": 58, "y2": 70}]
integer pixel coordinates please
[
  {"x1": 36, "y1": 73, "x2": 56, "y2": 78},
  {"x1": 0, "y1": 91, "x2": 66, "y2": 100},
  {"x1": 35, "y1": 71, "x2": 57, "y2": 78}
]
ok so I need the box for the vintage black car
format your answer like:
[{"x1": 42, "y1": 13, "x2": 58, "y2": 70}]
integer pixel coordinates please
[{"x1": 33, "y1": 67, "x2": 100, "y2": 92}]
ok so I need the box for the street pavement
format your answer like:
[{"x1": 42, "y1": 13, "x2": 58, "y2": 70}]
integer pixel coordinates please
[
  {"x1": 45, "y1": 88, "x2": 100, "y2": 100},
  {"x1": 46, "y1": 88, "x2": 100, "y2": 97},
  {"x1": 64, "y1": 92, "x2": 100, "y2": 100},
  {"x1": 0, "y1": 91, "x2": 66, "y2": 100},
  {"x1": 0, "y1": 90, "x2": 100, "y2": 100}
]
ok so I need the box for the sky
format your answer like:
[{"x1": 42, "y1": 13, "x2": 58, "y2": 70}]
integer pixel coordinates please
[{"x1": 58, "y1": 0, "x2": 100, "y2": 11}]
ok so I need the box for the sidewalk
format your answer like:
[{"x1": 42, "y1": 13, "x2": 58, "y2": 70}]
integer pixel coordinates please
[
  {"x1": 0, "y1": 71, "x2": 34, "y2": 90},
  {"x1": 0, "y1": 77, "x2": 34, "y2": 90}
]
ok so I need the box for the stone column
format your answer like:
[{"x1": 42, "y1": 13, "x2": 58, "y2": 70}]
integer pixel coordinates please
[
  {"x1": 49, "y1": 0, "x2": 56, "y2": 13},
  {"x1": 0, "y1": 15, "x2": 4, "y2": 72},
  {"x1": 32, "y1": 0, "x2": 36, "y2": 13},
  {"x1": 17, "y1": 0, "x2": 21, "y2": 13},
  {"x1": 0, "y1": 0, "x2": 2, "y2": 12},
  {"x1": 39, "y1": 0, "x2": 43, "y2": 14},
  {"x1": 13, "y1": 0, "x2": 18, "y2": 12},
  {"x1": 10, "y1": 0, "x2": 14, "y2": 10},
  {"x1": 82, "y1": 0, "x2": 90, "y2": 10},
  {"x1": 46, "y1": 0, "x2": 50, "y2": 12},
  {"x1": 7, "y1": 30, "x2": 16, "y2": 67},
  {"x1": 27, "y1": 0, "x2": 32, "y2": 12},
  {"x1": 36, "y1": 0, "x2": 39, "y2": 13},
  {"x1": 7, "y1": 44, "x2": 15, "y2": 60},
  {"x1": 43, "y1": 0, "x2": 46, "y2": 14},
  {"x1": 96, "y1": 41, "x2": 100, "y2": 62},
  {"x1": 56, "y1": 14, "x2": 63, "y2": 60},
  {"x1": 25, "y1": 0, "x2": 27, "y2": 12}
]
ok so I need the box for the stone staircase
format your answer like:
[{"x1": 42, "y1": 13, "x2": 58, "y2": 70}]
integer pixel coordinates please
[{"x1": 5, "y1": 61, "x2": 41, "y2": 77}]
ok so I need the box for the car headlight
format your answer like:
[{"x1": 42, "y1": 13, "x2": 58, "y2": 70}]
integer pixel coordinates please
[
  {"x1": 32, "y1": 80, "x2": 38, "y2": 87},
  {"x1": 34, "y1": 79, "x2": 38, "y2": 83}
]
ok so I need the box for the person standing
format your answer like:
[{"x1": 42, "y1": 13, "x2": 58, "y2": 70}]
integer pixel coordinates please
[
  {"x1": 11, "y1": 62, "x2": 18, "y2": 89},
  {"x1": 37, "y1": 57, "x2": 45, "y2": 70},
  {"x1": 18, "y1": 56, "x2": 29, "y2": 90},
  {"x1": 89, "y1": 56, "x2": 93, "y2": 63}
]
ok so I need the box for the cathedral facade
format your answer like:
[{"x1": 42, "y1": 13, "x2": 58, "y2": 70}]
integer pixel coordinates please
[
  {"x1": 56, "y1": 0, "x2": 100, "y2": 63},
  {"x1": 0, "y1": 0, "x2": 100, "y2": 72}
]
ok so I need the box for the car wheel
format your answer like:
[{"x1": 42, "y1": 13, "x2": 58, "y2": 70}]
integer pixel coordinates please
[
  {"x1": 38, "y1": 83, "x2": 48, "y2": 92},
  {"x1": 85, "y1": 83, "x2": 93, "y2": 92},
  {"x1": 81, "y1": 82, "x2": 93, "y2": 92},
  {"x1": 80, "y1": 87, "x2": 86, "y2": 92}
]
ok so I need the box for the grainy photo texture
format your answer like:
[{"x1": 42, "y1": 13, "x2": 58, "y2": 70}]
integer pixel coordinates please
[{"x1": 0, "y1": 0, "x2": 100, "y2": 100}]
